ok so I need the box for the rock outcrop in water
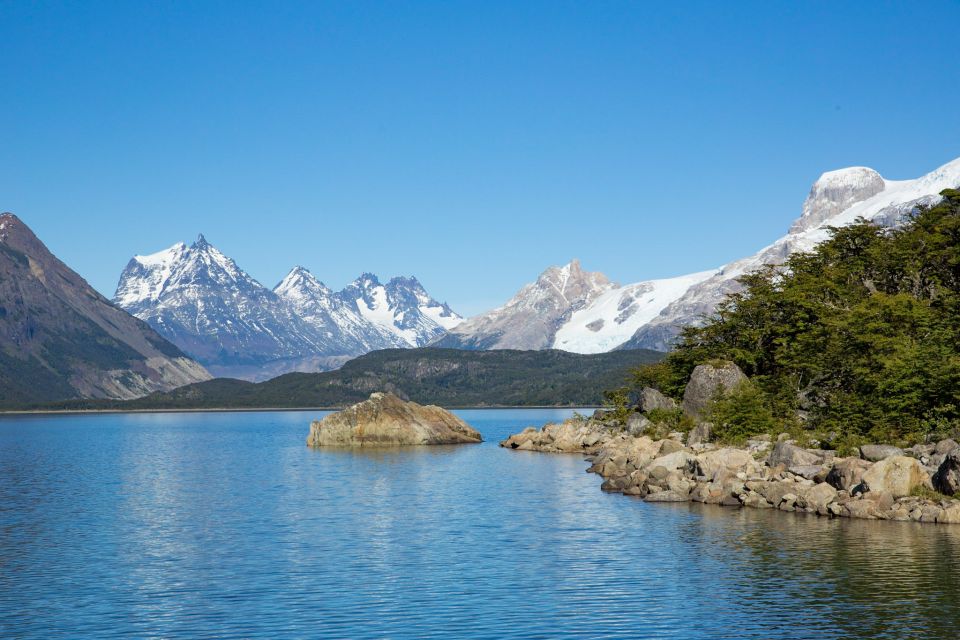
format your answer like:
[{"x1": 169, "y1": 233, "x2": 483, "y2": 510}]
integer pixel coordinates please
[
  {"x1": 307, "y1": 392, "x2": 482, "y2": 447},
  {"x1": 502, "y1": 416, "x2": 960, "y2": 525}
]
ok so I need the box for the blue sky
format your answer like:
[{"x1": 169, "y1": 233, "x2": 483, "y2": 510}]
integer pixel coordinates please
[{"x1": 2, "y1": 1, "x2": 959, "y2": 316}]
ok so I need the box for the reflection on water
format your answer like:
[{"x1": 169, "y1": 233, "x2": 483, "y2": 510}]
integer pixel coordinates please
[{"x1": 0, "y1": 409, "x2": 957, "y2": 638}]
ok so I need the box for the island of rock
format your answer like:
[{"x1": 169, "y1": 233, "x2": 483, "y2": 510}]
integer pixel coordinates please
[{"x1": 307, "y1": 392, "x2": 482, "y2": 447}]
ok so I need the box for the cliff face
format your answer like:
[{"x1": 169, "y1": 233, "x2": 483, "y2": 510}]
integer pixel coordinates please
[
  {"x1": 307, "y1": 392, "x2": 482, "y2": 446},
  {"x1": 0, "y1": 213, "x2": 210, "y2": 405}
]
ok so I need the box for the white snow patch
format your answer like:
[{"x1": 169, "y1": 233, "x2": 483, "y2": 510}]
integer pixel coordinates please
[
  {"x1": 355, "y1": 287, "x2": 419, "y2": 346},
  {"x1": 553, "y1": 269, "x2": 718, "y2": 353},
  {"x1": 421, "y1": 303, "x2": 463, "y2": 330}
]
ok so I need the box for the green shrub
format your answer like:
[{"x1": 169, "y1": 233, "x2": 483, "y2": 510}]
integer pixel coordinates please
[{"x1": 705, "y1": 382, "x2": 779, "y2": 445}]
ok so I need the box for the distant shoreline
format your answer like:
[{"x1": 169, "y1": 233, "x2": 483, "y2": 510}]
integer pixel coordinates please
[{"x1": 0, "y1": 405, "x2": 601, "y2": 417}]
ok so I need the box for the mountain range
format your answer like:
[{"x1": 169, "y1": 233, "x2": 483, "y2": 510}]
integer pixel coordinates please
[
  {"x1": 439, "y1": 156, "x2": 960, "y2": 352},
  {"x1": 3, "y1": 155, "x2": 956, "y2": 405},
  {"x1": 0, "y1": 213, "x2": 210, "y2": 406},
  {"x1": 114, "y1": 236, "x2": 461, "y2": 380}
]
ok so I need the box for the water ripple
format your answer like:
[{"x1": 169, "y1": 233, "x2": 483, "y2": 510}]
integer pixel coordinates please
[{"x1": 1, "y1": 409, "x2": 958, "y2": 638}]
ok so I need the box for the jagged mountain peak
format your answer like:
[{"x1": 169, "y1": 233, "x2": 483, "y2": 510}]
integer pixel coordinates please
[
  {"x1": 387, "y1": 274, "x2": 424, "y2": 289},
  {"x1": 350, "y1": 272, "x2": 383, "y2": 289},
  {"x1": 115, "y1": 240, "x2": 462, "y2": 379},
  {"x1": 535, "y1": 259, "x2": 614, "y2": 302},
  {"x1": 792, "y1": 166, "x2": 887, "y2": 233},
  {"x1": 274, "y1": 265, "x2": 332, "y2": 297},
  {"x1": 434, "y1": 259, "x2": 615, "y2": 350}
]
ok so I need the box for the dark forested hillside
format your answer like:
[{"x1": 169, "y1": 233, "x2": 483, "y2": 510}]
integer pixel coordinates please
[
  {"x1": 29, "y1": 347, "x2": 664, "y2": 410},
  {"x1": 624, "y1": 189, "x2": 960, "y2": 448}
]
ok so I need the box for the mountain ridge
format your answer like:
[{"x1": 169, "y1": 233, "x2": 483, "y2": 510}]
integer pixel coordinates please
[
  {"x1": 115, "y1": 236, "x2": 462, "y2": 380},
  {"x1": 0, "y1": 213, "x2": 211, "y2": 406},
  {"x1": 441, "y1": 156, "x2": 960, "y2": 354},
  {"x1": 26, "y1": 347, "x2": 665, "y2": 411}
]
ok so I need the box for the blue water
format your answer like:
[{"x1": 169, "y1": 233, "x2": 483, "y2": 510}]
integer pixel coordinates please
[{"x1": 1, "y1": 409, "x2": 958, "y2": 639}]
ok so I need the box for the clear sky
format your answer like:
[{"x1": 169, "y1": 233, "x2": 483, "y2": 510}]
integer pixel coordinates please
[{"x1": 2, "y1": 1, "x2": 959, "y2": 316}]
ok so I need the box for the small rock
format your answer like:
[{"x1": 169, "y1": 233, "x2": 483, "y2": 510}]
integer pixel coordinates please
[
  {"x1": 826, "y1": 458, "x2": 873, "y2": 492},
  {"x1": 626, "y1": 413, "x2": 651, "y2": 437},
  {"x1": 859, "y1": 444, "x2": 904, "y2": 462},
  {"x1": 937, "y1": 503, "x2": 960, "y2": 524},
  {"x1": 658, "y1": 440, "x2": 686, "y2": 456},
  {"x1": 644, "y1": 490, "x2": 689, "y2": 503},
  {"x1": 935, "y1": 439, "x2": 959, "y2": 456},
  {"x1": 933, "y1": 449, "x2": 960, "y2": 496},
  {"x1": 788, "y1": 465, "x2": 823, "y2": 480},
  {"x1": 845, "y1": 499, "x2": 880, "y2": 520},
  {"x1": 687, "y1": 422, "x2": 712, "y2": 446}
]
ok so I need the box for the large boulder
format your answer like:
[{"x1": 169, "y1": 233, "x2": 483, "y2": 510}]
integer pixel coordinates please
[
  {"x1": 681, "y1": 361, "x2": 748, "y2": 417},
  {"x1": 825, "y1": 457, "x2": 872, "y2": 492},
  {"x1": 933, "y1": 449, "x2": 960, "y2": 496},
  {"x1": 639, "y1": 387, "x2": 677, "y2": 412},
  {"x1": 799, "y1": 482, "x2": 838, "y2": 513},
  {"x1": 693, "y1": 448, "x2": 757, "y2": 481},
  {"x1": 648, "y1": 450, "x2": 695, "y2": 474},
  {"x1": 935, "y1": 439, "x2": 959, "y2": 456},
  {"x1": 307, "y1": 392, "x2": 482, "y2": 447},
  {"x1": 767, "y1": 441, "x2": 823, "y2": 468},
  {"x1": 860, "y1": 456, "x2": 932, "y2": 498},
  {"x1": 626, "y1": 412, "x2": 652, "y2": 436},
  {"x1": 859, "y1": 444, "x2": 904, "y2": 462}
]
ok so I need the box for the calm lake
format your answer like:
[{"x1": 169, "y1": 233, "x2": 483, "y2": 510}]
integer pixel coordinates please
[{"x1": 1, "y1": 409, "x2": 958, "y2": 638}]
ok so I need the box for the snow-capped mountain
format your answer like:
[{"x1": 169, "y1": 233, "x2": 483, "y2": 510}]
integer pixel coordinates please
[
  {"x1": 273, "y1": 267, "x2": 461, "y2": 352},
  {"x1": 337, "y1": 273, "x2": 462, "y2": 347},
  {"x1": 115, "y1": 236, "x2": 461, "y2": 380},
  {"x1": 440, "y1": 156, "x2": 960, "y2": 354},
  {"x1": 434, "y1": 259, "x2": 616, "y2": 350},
  {"x1": 619, "y1": 156, "x2": 960, "y2": 351},
  {"x1": 115, "y1": 235, "x2": 333, "y2": 377}
]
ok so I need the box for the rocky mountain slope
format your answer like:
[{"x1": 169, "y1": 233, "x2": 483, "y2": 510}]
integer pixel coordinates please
[
  {"x1": 442, "y1": 156, "x2": 960, "y2": 353},
  {"x1": 434, "y1": 259, "x2": 616, "y2": 350},
  {"x1": 115, "y1": 236, "x2": 461, "y2": 380},
  {"x1": 0, "y1": 213, "x2": 210, "y2": 405}
]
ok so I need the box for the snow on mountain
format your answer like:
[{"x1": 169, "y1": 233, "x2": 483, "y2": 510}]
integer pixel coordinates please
[
  {"x1": 337, "y1": 273, "x2": 462, "y2": 347},
  {"x1": 273, "y1": 268, "x2": 460, "y2": 351},
  {"x1": 620, "y1": 156, "x2": 960, "y2": 351},
  {"x1": 434, "y1": 259, "x2": 616, "y2": 350},
  {"x1": 114, "y1": 235, "x2": 332, "y2": 378},
  {"x1": 115, "y1": 237, "x2": 461, "y2": 380},
  {"x1": 553, "y1": 269, "x2": 718, "y2": 353},
  {"x1": 440, "y1": 157, "x2": 960, "y2": 356}
]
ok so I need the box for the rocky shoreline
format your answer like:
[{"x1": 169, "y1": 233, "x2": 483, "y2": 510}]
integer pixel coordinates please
[{"x1": 501, "y1": 417, "x2": 960, "y2": 524}]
